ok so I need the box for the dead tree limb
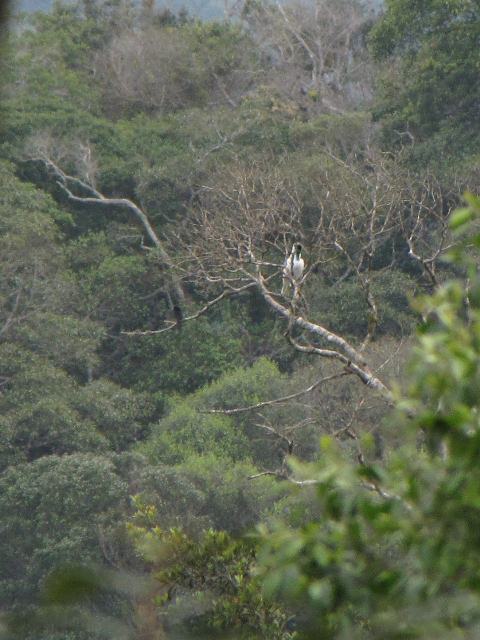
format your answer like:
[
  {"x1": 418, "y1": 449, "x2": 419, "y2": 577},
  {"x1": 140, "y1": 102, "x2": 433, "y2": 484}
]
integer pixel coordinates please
[
  {"x1": 31, "y1": 156, "x2": 184, "y2": 304},
  {"x1": 122, "y1": 282, "x2": 257, "y2": 336},
  {"x1": 203, "y1": 371, "x2": 350, "y2": 415}
]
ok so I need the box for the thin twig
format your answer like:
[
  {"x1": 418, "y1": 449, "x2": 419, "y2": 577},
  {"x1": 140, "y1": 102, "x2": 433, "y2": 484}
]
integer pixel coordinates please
[{"x1": 122, "y1": 282, "x2": 257, "y2": 336}]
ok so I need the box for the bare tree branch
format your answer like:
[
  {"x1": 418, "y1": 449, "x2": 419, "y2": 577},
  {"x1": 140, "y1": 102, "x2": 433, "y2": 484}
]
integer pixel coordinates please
[
  {"x1": 248, "y1": 470, "x2": 409, "y2": 503},
  {"x1": 32, "y1": 156, "x2": 184, "y2": 304},
  {"x1": 203, "y1": 371, "x2": 350, "y2": 414},
  {"x1": 122, "y1": 281, "x2": 257, "y2": 336},
  {"x1": 247, "y1": 470, "x2": 320, "y2": 486},
  {"x1": 285, "y1": 334, "x2": 392, "y2": 400},
  {"x1": 256, "y1": 270, "x2": 365, "y2": 364}
]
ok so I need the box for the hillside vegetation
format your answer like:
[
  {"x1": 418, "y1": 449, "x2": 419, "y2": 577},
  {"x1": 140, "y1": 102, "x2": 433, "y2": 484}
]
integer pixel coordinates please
[{"x1": 1, "y1": 1, "x2": 480, "y2": 638}]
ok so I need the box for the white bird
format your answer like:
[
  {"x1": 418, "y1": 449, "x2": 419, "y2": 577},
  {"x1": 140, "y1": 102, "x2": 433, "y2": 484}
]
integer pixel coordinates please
[{"x1": 282, "y1": 243, "x2": 305, "y2": 296}]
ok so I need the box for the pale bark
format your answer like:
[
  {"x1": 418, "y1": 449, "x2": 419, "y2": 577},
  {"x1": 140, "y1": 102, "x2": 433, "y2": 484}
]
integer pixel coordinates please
[
  {"x1": 33, "y1": 156, "x2": 184, "y2": 304},
  {"x1": 203, "y1": 371, "x2": 351, "y2": 414}
]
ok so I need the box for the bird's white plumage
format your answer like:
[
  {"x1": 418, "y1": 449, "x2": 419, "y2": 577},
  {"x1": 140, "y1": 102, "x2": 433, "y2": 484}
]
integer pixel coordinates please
[
  {"x1": 282, "y1": 243, "x2": 304, "y2": 295},
  {"x1": 291, "y1": 253, "x2": 304, "y2": 281}
]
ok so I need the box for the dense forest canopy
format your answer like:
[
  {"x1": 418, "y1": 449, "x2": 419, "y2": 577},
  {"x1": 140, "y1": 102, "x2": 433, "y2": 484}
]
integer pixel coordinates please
[{"x1": 0, "y1": 0, "x2": 479, "y2": 638}]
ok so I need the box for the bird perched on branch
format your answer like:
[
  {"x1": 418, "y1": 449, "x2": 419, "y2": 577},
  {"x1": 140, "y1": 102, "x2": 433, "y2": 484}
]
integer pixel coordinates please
[{"x1": 282, "y1": 243, "x2": 305, "y2": 296}]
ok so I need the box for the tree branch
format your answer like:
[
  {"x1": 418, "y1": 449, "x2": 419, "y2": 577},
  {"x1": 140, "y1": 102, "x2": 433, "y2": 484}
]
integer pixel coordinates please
[
  {"x1": 287, "y1": 334, "x2": 392, "y2": 399},
  {"x1": 33, "y1": 156, "x2": 184, "y2": 303},
  {"x1": 203, "y1": 371, "x2": 350, "y2": 414},
  {"x1": 122, "y1": 281, "x2": 257, "y2": 336},
  {"x1": 256, "y1": 269, "x2": 364, "y2": 364},
  {"x1": 247, "y1": 470, "x2": 320, "y2": 486}
]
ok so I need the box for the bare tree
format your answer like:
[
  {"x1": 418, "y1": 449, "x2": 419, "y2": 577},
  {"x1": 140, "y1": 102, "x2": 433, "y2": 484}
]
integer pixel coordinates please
[
  {"x1": 161, "y1": 150, "x2": 456, "y2": 404},
  {"x1": 95, "y1": 22, "x2": 256, "y2": 117},
  {"x1": 95, "y1": 27, "x2": 204, "y2": 116},
  {"x1": 399, "y1": 173, "x2": 457, "y2": 288},
  {"x1": 170, "y1": 159, "x2": 395, "y2": 397},
  {"x1": 241, "y1": 0, "x2": 374, "y2": 115}
]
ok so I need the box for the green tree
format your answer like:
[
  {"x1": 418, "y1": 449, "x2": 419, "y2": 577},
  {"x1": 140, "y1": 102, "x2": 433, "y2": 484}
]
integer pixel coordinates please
[
  {"x1": 120, "y1": 316, "x2": 244, "y2": 395},
  {"x1": 135, "y1": 453, "x2": 287, "y2": 535},
  {"x1": 0, "y1": 454, "x2": 127, "y2": 606},
  {"x1": 128, "y1": 500, "x2": 293, "y2": 639},
  {"x1": 72, "y1": 379, "x2": 156, "y2": 451},
  {"x1": 370, "y1": 0, "x2": 480, "y2": 162},
  {"x1": 140, "y1": 357, "x2": 304, "y2": 468}
]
